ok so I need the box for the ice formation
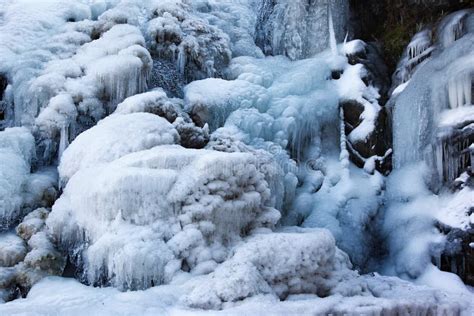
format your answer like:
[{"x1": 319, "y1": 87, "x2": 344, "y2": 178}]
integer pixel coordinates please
[
  {"x1": 255, "y1": 0, "x2": 349, "y2": 60},
  {"x1": 147, "y1": 0, "x2": 232, "y2": 82},
  {"x1": 0, "y1": 128, "x2": 35, "y2": 228},
  {"x1": 58, "y1": 112, "x2": 180, "y2": 184},
  {"x1": 0, "y1": 0, "x2": 473, "y2": 314},
  {"x1": 391, "y1": 16, "x2": 474, "y2": 172},
  {"x1": 386, "y1": 8, "x2": 474, "y2": 289},
  {"x1": 183, "y1": 229, "x2": 356, "y2": 309},
  {"x1": 49, "y1": 144, "x2": 282, "y2": 290}
]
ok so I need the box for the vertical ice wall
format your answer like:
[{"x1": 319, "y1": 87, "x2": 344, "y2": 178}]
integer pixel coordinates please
[
  {"x1": 385, "y1": 10, "x2": 474, "y2": 285},
  {"x1": 391, "y1": 11, "x2": 474, "y2": 172}
]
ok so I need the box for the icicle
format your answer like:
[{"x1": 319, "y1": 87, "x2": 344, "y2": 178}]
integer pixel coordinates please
[
  {"x1": 206, "y1": 60, "x2": 215, "y2": 78},
  {"x1": 177, "y1": 45, "x2": 186, "y2": 76},
  {"x1": 339, "y1": 107, "x2": 349, "y2": 178},
  {"x1": 447, "y1": 73, "x2": 472, "y2": 109},
  {"x1": 58, "y1": 124, "x2": 69, "y2": 162},
  {"x1": 462, "y1": 73, "x2": 472, "y2": 106},
  {"x1": 328, "y1": 5, "x2": 338, "y2": 56}
]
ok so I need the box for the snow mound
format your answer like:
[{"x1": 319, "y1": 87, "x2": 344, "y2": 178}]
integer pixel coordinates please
[
  {"x1": 183, "y1": 229, "x2": 355, "y2": 309},
  {"x1": 58, "y1": 113, "x2": 180, "y2": 184},
  {"x1": 48, "y1": 145, "x2": 281, "y2": 290},
  {"x1": 115, "y1": 89, "x2": 210, "y2": 149}
]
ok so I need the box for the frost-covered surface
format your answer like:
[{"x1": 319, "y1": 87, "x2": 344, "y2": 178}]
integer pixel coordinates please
[
  {"x1": 58, "y1": 112, "x2": 180, "y2": 183},
  {"x1": 183, "y1": 229, "x2": 356, "y2": 309},
  {"x1": 437, "y1": 179, "x2": 474, "y2": 230},
  {"x1": 1, "y1": 267, "x2": 473, "y2": 315},
  {"x1": 1, "y1": 0, "x2": 474, "y2": 314},
  {"x1": 0, "y1": 207, "x2": 65, "y2": 302},
  {"x1": 0, "y1": 127, "x2": 59, "y2": 231},
  {"x1": 50, "y1": 144, "x2": 282, "y2": 290},
  {"x1": 255, "y1": 0, "x2": 349, "y2": 60},
  {"x1": 147, "y1": 0, "x2": 231, "y2": 82},
  {"x1": 390, "y1": 10, "x2": 474, "y2": 185},
  {"x1": 384, "y1": 8, "x2": 474, "y2": 296}
]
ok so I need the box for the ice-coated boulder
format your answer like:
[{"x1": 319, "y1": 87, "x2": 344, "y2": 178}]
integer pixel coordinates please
[
  {"x1": 148, "y1": 1, "x2": 231, "y2": 82},
  {"x1": 48, "y1": 145, "x2": 282, "y2": 290},
  {"x1": 114, "y1": 89, "x2": 209, "y2": 149},
  {"x1": 0, "y1": 209, "x2": 65, "y2": 302},
  {"x1": 16, "y1": 208, "x2": 49, "y2": 241},
  {"x1": 58, "y1": 113, "x2": 180, "y2": 184},
  {"x1": 183, "y1": 229, "x2": 356, "y2": 309},
  {"x1": 0, "y1": 233, "x2": 27, "y2": 268}
]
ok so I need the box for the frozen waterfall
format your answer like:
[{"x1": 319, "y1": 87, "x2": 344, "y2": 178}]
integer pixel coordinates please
[{"x1": 0, "y1": 1, "x2": 472, "y2": 314}]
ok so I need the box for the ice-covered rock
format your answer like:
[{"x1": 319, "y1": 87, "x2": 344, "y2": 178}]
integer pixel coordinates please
[
  {"x1": 0, "y1": 233, "x2": 26, "y2": 268},
  {"x1": 48, "y1": 145, "x2": 282, "y2": 290},
  {"x1": 32, "y1": 23, "x2": 153, "y2": 163},
  {"x1": 115, "y1": 89, "x2": 209, "y2": 149},
  {"x1": 185, "y1": 78, "x2": 270, "y2": 132},
  {"x1": 0, "y1": 209, "x2": 64, "y2": 302},
  {"x1": 183, "y1": 229, "x2": 355, "y2": 309},
  {"x1": 23, "y1": 232, "x2": 65, "y2": 276},
  {"x1": 148, "y1": 1, "x2": 231, "y2": 82},
  {"x1": 58, "y1": 113, "x2": 180, "y2": 184},
  {"x1": 0, "y1": 127, "x2": 35, "y2": 228},
  {"x1": 16, "y1": 208, "x2": 49, "y2": 241}
]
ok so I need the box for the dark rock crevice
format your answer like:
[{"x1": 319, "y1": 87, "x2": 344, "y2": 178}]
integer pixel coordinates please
[{"x1": 0, "y1": 74, "x2": 8, "y2": 123}]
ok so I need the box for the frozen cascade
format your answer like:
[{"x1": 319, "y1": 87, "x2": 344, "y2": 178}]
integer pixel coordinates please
[
  {"x1": 87, "y1": 54, "x2": 150, "y2": 114},
  {"x1": 256, "y1": 0, "x2": 349, "y2": 60},
  {"x1": 385, "y1": 8, "x2": 474, "y2": 289},
  {"x1": 0, "y1": 1, "x2": 473, "y2": 314}
]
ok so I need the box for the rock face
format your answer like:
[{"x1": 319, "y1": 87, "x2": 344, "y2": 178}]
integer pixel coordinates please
[
  {"x1": 341, "y1": 42, "x2": 392, "y2": 174},
  {"x1": 349, "y1": 0, "x2": 473, "y2": 71},
  {"x1": 440, "y1": 223, "x2": 474, "y2": 286},
  {"x1": 0, "y1": 209, "x2": 65, "y2": 302},
  {"x1": 0, "y1": 75, "x2": 7, "y2": 126}
]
